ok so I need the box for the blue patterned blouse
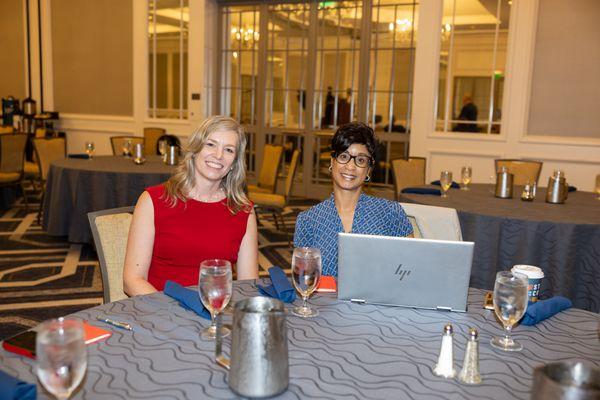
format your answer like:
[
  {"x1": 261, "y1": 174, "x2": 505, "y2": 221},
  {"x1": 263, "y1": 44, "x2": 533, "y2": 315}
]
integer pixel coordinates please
[{"x1": 293, "y1": 193, "x2": 413, "y2": 277}]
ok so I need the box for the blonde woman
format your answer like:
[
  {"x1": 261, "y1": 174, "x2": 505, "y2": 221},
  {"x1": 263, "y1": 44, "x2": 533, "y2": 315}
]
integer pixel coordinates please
[{"x1": 123, "y1": 116, "x2": 258, "y2": 296}]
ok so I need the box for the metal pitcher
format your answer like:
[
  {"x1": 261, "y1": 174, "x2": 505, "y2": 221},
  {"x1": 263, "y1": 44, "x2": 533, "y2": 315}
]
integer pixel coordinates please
[
  {"x1": 495, "y1": 167, "x2": 514, "y2": 199},
  {"x1": 546, "y1": 170, "x2": 569, "y2": 204},
  {"x1": 531, "y1": 362, "x2": 600, "y2": 400},
  {"x1": 216, "y1": 296, "x2": 289, "y2": 398},
  {"x1": 165, "y1": 145, "x2": 179, "y2": 165},
  {"x1": 133, "y1": 143, "x2": 145, "y2": 165}
]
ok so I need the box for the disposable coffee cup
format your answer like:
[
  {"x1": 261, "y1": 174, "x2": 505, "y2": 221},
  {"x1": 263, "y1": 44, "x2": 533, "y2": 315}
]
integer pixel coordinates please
[{"x1": 511, "y1": 265, "x2": 544, "y2": 303}]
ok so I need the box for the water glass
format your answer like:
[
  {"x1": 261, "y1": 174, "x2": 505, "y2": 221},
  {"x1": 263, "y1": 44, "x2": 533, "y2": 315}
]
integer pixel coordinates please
[
  {"x1": 84, "y1": 142, "x2": 95, "y2": 159},
  {"x1": 490, "y1": 271, "x2": 529, "y2": 351},
  {"x1": 199, "y1": 259, "x2": 233, "y2": 340},
  {"x1": 440, "y1": 170, "x2": 453, "y2": 198},
  {"x1": 461, "y1": 166, "x2": 472, "y2": 190},
  {"x1": 158, "y1": 140, "x2": 167, "y2": 158},
  {"x1": 291, "y1": 247, "x2": 322, "y2": 318},
  {"x1": 122, "y1": 139, "x2": 132, "y2": 157},
  {"x1": 595, "y1": 175, "x2": 600, "y2": 200},
  {"x1": 36, "y1": 318, "x2": 87, "y2": 400}
]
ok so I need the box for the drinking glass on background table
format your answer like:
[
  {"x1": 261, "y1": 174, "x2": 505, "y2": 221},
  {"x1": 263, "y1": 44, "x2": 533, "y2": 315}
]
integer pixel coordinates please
[
  {"x1": 490, "y1": 271, "x2": 529, "y2": 352},
  {"x1": 440, "y1": 170, "x2": 453, "y2": 198},
  {"x1": 36, "y1": 318, "x2": 87, "y2": 400},
  {"x1": 199, "y1": 259, "x2": 233, "y2": 340},
  {"x1": 122, "y1": 139, "x2": 132, "y2": 157},
  {"x1": 158, "y1": 140, "x2": 167, "y2": 161},
  {"x1": 291, "y1": 247, "x2": 322, "y2": 318},
  {"x1": 84, "y1": 142, "x2": 95, "y2": 159},
  {"x1": 461, "y1": 166, "x2": 472, "y2": 190},
  {"x1": 595, "y1": 174, "x2": 600, "y2": 200}
]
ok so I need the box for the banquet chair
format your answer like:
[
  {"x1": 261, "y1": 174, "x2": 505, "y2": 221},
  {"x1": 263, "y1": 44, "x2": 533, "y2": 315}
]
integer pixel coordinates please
[
  {"x1": 392, "y1": 157, "x2": 426, "y2": 200},
  {"x1": 110, "y1": 136, "x2": 144, "y2": 156},
  {"x1": 0, "y1": 126, "x2": 14, "y2": 134},
  {"x1": 33, "y1": 137, "x2": 67, "y2": 223},
  {"x1": 247, "y1": 144, "x2": 284, "y2": 194},
  {"x1": 0, "y1": 133, "x2": 29, "y2": 211},
  {"x1": 144, "y1": 127, "x2": 166, "y2": 156},
  {"x1": 495, "y1": 159, "x2": 543, "y2": 186},
  {"x1": 400, "y1": 202, "x2": 462, "y2": 241},
  {"x1": 250, "y1": 150, "x2": 300, "y2": 245},
  {"x1": 88, "y1": 206, "x2": 134, "y2": 303}
]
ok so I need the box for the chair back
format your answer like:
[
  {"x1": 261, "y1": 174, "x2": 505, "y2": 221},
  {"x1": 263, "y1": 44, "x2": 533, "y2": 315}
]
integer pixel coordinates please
[
  {"x1": 88, "y1": 206, "x2": 134, "y2": 303},
  {"x1": 257, "y1": 144, "x2": 284, "y2": 192},
  {"x1": 283, "y1": 150, "x2": 300, "y2": 200},
  {"x1": 400, "y1": 202, "x2": 462, "y2": 241},
  {"x1": 33, "y1": 137, "x2": 66, "y2": 181},
  {"x1": 110, "y1": 136, "x2": 144, "y2": 156},
  {"x1": 391, "y1": 157, "x2": 426, "y2": 199},
  {"x1": 144, "y1": 127, "x2": 166, "y2": 156},
  {"x1": 0, "y1": 126, "x2": 14, "y2": 134},
  {"x1": 495, "y1": 159, "x2": 543, "y2": 186},
  {"x1": 0, "y1": 134, "x2": 27, "y2": 174}
]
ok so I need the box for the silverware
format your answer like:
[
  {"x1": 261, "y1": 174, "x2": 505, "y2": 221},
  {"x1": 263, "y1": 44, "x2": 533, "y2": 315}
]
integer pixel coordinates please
[{"x1": 96, "y1": 316, "x2": 134, "y2": 331}]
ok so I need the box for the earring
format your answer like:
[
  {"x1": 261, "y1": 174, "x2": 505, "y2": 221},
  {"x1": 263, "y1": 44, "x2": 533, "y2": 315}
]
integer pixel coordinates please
[
  {"x1": 328, "y1": 165, "x2": 332, "y2": 172},
  {"x1": 365, "y1": 175, "x2": 371, "y2": 182}
]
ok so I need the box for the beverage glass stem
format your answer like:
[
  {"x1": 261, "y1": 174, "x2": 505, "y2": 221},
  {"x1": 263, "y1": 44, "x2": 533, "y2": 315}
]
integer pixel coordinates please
[
  {"x1": 503, "y1": 324, "x2": 512, "y2": 344},
  {"x1": 302, "y1": 294, "x2": 308, "y2": 310}
]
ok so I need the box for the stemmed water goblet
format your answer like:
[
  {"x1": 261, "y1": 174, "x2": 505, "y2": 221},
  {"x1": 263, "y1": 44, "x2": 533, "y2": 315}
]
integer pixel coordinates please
[
  {"x1": 122, "y1": 139, "x2": 132, "y2": 157},
  {"x1": 84, "y1": 142, "x2": 95, "y2": 159},
  {"x1": 198, "y1": 259, "x2": 233, "y2": 340},
  {"x1": 36, "y1": 318, "x2": 87, "y2": 400},
  {"x1": 490, "y1": 271, "x2": 529, "y2": 351},
  {"x1": 461, "y1": 166, "x2": 472, "y2": 190},
  {"x1": 158, "y1": 140, "x2": 167, "y2": 162},
  {"x1": 291, "y1": 247, "x2": 322, "y2": 318},
  {"x1": 440, "y1": 170, "x2": 453, "y2": 198}
]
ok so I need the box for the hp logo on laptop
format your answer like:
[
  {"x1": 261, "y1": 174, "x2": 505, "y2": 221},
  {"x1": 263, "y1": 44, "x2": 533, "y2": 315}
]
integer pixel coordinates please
[{"x1": 394, "y1": 264, "x2": 411, "y2": 281}]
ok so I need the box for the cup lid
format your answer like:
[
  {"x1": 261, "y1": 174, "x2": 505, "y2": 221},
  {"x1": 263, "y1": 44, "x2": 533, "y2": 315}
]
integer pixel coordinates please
[{"x1": 511, "y1": 265, "x2": 544, "y2": 279}]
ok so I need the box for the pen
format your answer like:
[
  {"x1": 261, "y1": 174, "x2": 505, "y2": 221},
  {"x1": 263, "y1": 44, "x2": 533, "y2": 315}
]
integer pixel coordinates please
[{"x1": 96, "y1": 316, "x2": 134, "y2": 331}]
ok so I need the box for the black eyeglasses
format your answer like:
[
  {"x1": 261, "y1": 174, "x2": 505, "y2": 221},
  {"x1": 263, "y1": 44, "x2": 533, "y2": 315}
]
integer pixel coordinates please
[{"x1": 332, "y1": 152, "x2": 373, "y2": 168}]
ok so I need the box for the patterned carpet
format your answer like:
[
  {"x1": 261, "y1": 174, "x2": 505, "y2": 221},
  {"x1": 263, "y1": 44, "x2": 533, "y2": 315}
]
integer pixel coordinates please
[{"x1": 0, "y1": 188, "x2": 316, "y2": 340}]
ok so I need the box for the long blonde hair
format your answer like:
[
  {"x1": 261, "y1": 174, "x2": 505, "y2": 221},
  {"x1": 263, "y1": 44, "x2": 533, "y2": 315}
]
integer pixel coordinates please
[{"x1": 163, "y1": 115, "x2": 251, "y2": 214}]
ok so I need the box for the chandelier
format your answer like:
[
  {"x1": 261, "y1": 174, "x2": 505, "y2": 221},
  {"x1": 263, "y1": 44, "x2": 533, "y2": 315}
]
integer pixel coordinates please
[{"x1": 231, "y1": 26, "x2": 259, "y2": 48}]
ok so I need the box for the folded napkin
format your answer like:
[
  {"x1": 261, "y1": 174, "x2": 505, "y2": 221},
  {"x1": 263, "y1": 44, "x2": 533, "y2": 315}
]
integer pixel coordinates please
[
  {"x1": 68, "y1": 153, "x2": 90, "y2": 159},
  {"x1": 431, "y1": 180, "x2": 461, "y2": 189},
  {"x1": 401, "y1": 187, "x2": 441, "y2": 196},
  {"x1": 164, "y1": 280, "x2": 211, "y2": 320},
  {"x1": 568, "y1": 185, "x2": 577, "y2": 192},
  {"x1": 257, "y1": 266, "x2": 297, "y2": 303},
  {"x1": 521, "y1": 296, "x2": 572, "y2": 326},
  {"x1": 0, "y1": 369, "x2": 36, "y2": 400}
]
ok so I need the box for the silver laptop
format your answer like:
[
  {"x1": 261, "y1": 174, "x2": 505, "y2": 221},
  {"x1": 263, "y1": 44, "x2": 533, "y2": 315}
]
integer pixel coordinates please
[{"x1": 337, "y1": 233, "x2": 474, "y2": 312}]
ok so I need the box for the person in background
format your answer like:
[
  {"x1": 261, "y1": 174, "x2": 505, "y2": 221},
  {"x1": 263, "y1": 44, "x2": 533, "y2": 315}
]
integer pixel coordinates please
[
  {"x1": 453, "y1": 94, "x2": 479, "y2": 132},
  {"x1": 123, "y1": 116, "x2": 258, "y2": 296},
  {"x1": 294, "y1": 122, "x2": 413, "y2": 277}
]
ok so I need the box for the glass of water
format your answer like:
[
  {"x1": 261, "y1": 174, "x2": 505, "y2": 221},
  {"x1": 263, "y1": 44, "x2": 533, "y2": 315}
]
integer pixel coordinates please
[
  {"x1": 291, "y1": 247, "x2": 322, "y2": 318},
  {"x1": 84, "y1": 142, "x2": 95, "y2": 159},
  {"x1": 158, "y1": 140, "x2": 167, "y2": 158},
  {"x1": 36, "y1": 318, "x2": 87, "y2": 400},
  {"x1": 595, "y1": 174, "x2": 600, "y2": 200},
  {"x1": 490, "y1": 271, "x2": 529, "y2": 351},
  {"x1": 199, "y1": 259, "x2": 233, "y2": 340},
  {"x1": 461, "y1": 166, "x2": 472, "y2": 190},
  {"x1": 440, "y1": 170, "x2": 453, "y2": 198},
  {"x1": 122, "y1": 139, "x2": 132, "y2": 157}
]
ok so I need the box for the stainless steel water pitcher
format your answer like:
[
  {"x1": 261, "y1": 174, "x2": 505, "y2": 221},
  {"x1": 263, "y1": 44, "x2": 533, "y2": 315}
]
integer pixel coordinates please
[
  {"x1": 216, "y1": 297, "x2": 289, "y2": 398},
  {"x1": 495, "y1": 166, "x2": 514, "y2": 199},
  {"x1": 531, "y1": 362, "x2": 600, "y2": 400},
  {"x1": 546, "y1": 170, "x2": 569, "y2": 204},
  {"x1": 165, "y1": 145, "x2": 179, "y2": 165}
]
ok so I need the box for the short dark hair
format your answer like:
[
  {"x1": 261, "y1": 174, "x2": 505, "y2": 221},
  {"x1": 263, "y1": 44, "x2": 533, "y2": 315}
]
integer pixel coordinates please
[{"x1": 331, "y1": 122, "x2": 377, "y2": 162}]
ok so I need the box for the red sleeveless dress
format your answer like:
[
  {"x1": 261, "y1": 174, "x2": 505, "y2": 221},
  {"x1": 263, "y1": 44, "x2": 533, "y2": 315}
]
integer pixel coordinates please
[{"x1": 146, "y1": 184, "x2": 251, "y2": 291}]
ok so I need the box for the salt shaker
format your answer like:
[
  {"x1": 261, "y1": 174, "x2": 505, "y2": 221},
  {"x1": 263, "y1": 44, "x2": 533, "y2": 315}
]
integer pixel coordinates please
[
  {"x1": 458, "y1": 328, "x2": 482, "y2": 385},
  {"x1": 433, "y1": 323, "x2": 456, "y2": 378}
]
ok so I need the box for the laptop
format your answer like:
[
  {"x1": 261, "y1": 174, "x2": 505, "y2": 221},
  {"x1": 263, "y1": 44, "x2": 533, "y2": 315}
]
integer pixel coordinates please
[{"x1": 337, "y1": 233, "x2": 474, "y2": 312}]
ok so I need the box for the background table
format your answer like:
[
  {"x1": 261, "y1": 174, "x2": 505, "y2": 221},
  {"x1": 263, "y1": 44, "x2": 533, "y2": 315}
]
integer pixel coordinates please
[
  {"x1": 400, "y1": 184, "x2": 600, "y2": 312},
  {"x1": 1, "y1": 281, "x2": 598, "y2": 399},
  {"x1": 43, "y1": 156, "x2": 174, "y2": 243}
]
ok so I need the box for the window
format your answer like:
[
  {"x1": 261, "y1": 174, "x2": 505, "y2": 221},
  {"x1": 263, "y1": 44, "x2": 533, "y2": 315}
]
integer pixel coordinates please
[
  {"x1": 148, "y1": 0, "x2": 189, "y2": 119},
  {"x1": 436, "y1": 0, "x2": 510, "y2": 134}
]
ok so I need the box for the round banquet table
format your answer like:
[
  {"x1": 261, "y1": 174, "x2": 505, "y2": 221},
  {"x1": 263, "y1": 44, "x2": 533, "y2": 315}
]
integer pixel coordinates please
[
  {"x1": 399, "y1": 184, "x2": 600, "y2": 313},
  {"x1": 1, "y1": 280, "x2": 599, "y2": 399},
  {"x1": 42, "y1": 156, "x2": 174, "y2": 243}
]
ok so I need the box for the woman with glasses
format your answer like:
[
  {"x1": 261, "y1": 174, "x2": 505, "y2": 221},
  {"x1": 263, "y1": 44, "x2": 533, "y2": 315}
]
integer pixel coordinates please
[{"x1": 294, "y1": 122, "x2": 413, "y2": 277}]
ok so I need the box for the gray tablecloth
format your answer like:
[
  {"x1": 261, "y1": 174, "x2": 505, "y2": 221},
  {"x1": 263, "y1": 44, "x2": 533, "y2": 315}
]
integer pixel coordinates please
[
  {"x1": 42, "y1": 156, "x2": 174, "y2": 243},
  {"x1": 399, "y1": 184, "x2": 600, "y2": 312},
  {"x1": 1, "y1": 281, "x2": 598, "y2": 399}
]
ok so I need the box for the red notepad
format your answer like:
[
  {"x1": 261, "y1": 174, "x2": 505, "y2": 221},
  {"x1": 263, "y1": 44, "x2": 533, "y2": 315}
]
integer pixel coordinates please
[
  {"x1": 316, "y1": 276, "x2": 337, "y2": 293},
  {"x1": 84, "y1": 322, "x2": 112, "y2": 345}
]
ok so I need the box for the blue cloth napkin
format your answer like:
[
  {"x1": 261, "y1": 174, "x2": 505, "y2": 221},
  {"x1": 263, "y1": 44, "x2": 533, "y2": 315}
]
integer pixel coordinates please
[
  {"x1": 0, "y1": 369, "x2": 36, "y2": 400},
  {"x1": 164, "y1": 280, "x2": 211, "y2": 320},
  {"x1": 257, "y1": 266, "x2": 296, "y2": 303},
  {"x1": 568, "y1": 185, "x2": 577, "y2": 192},
  {"x1": 401, "y1": 187, "x2": 441, "y2": 196},
  {"x1": 68, "y1": 153, "x2": 90, "y2": 159},
  {"x1": 521, "y1": 296, "x2": 572, "y2": 326},
  {"x1": 431, "y1": 180, "x2": 461, "y2": 189}
]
